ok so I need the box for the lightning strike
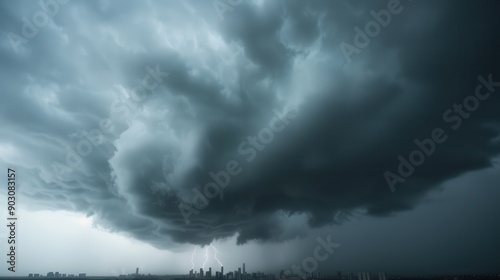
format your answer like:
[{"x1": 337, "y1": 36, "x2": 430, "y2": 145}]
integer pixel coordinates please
[
  {"x1": 202, "y1": 247, "x2": 209, "y2": 270},
  {"x1": 211, "y1": 244, "x2": 223, "y2": 267},
  {"x1": 190, "y1": 246, "x2": 197, "y2": 270}
]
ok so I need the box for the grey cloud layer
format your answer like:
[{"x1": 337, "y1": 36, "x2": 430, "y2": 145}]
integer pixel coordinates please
[{"x1": 1, "y1": 0, "x2": 499, "y2": 252}]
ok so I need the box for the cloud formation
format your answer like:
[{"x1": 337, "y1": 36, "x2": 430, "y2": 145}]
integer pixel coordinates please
[{"x1": 1, "y1": 0, "x2": 499, "y2": 250}]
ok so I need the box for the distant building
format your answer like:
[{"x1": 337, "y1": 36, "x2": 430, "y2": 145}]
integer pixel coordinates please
[
  {"x1": 78, "y1": 273, "x2": 86, "y2": 277},
  {"x1": 136, "y1": 267, "x2": 139, "y2": 276},
  {"x1": 28, "y1": 273, "x2": 33, "y2": 277},
  {"x1": 357, "y1": 273, "x2": 370, "y2": 280},
  {"x1": 47, "y1": 272, "x2": 54, "y2": 277},
  {"x1": 55, "y1": 272, "x2": 60, "y2": 277},
  {"x1": 34, "y1": 274, "x2": 40, "y2": 278}
]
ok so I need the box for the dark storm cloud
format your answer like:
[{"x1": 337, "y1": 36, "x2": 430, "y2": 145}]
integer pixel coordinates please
[{"x1": 1, "y1": 0, "x2": 499, "y2": 259}]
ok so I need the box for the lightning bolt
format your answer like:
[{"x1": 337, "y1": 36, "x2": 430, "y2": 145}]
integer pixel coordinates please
[
  {"x1": 202, "y1": 247, "x2": 208, "y2": 270},
  {"x1": 211, "y1": 244, "x2": 223, "y2": 267},
  {"x1": 190, "y1": 246, "x2": 197, "y2": 270}
]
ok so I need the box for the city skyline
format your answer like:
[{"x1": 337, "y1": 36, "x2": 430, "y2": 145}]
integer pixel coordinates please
[
  {"x1": 21, "y1": 262, "x2": 500, "y2": 279},
  {"x1": 18, "y1": 264, "x2": 500, "y2": 280}
]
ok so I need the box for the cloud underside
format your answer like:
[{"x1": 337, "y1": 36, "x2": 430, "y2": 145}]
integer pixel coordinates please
[{"x1": 0, "y1": 0, "x2": 499, "y2": 249}]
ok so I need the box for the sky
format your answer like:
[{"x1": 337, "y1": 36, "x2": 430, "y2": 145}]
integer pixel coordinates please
[{"x1": 0, "y1": 0, "x2": 499, "y2": 277}]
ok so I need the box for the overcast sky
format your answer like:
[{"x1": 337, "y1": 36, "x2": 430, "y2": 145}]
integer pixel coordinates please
[{"x1": 0, "y1": 0, "x2": 499, "y2": 277}]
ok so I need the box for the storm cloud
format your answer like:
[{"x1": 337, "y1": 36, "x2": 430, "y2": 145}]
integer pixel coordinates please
[{"x1": 1, "y1": 0, "x2": 499, "y2": 254}]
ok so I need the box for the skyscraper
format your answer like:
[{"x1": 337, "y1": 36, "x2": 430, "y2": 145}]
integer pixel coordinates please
[
  {"x1": 357, "y1": 273, "x2": 370, "y2": 280},
  {"x1": 377, "y1": 272, "x2": 387, "y2": 280},
  {"x1": 136, "y1": 267, "x2": 139, "y2": 276},
  {"x1": 221, "y1": 266, "x2": 224, "y2": 277},
  {"x1": 242, "y1": 263, "x2": 246, "y2": 280}
]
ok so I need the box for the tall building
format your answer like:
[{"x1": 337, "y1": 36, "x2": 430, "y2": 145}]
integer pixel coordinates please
[
  {"x1": 209, "y1": 267, "x2": 212, "y2": 278},
  {"x1": 243, "y1": 263, "x2": 246, "y2": 274},
  {"x1": 357, "y1": 273, "x2": 370, "y2": 280},
  {"x1": 200, "y1": 268, "x2": 204, "y2": 278},
  {"x1": 221, "y1": 266, "x2": 224, "y2": 277}
]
